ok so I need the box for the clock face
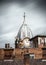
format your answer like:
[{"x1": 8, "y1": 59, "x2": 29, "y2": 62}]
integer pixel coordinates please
[{"x1": 23, "y1": 39, "x2": 30, "y2": 48}]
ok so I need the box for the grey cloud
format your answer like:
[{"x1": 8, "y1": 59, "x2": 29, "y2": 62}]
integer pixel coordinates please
[
  {"x1": 0, "y1": 0, "x2": 46, "y2": 7},
  {"x1": 33, "y1": 27, "x2": 46, "y2": 36},
  {"x1": 0, "y1": 0, "x2": 46, "y2": 13},
  {"x1": 0, "y1": 0, "x2": 46, "y2": 48}
]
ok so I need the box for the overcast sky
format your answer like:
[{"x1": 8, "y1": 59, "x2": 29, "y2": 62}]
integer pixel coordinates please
[{"x1": 0, "y1": 0, "x2": 46, "y2": 48}]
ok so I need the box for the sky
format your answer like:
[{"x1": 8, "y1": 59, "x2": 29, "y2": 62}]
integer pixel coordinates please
[{"x1": 0, "y1": 0, "x2": 46, "y2": 48}]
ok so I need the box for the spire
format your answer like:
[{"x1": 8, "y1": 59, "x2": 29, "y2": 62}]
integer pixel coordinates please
[{"x1": 23, "y1": 12, "x2": 26, "y2": 24}]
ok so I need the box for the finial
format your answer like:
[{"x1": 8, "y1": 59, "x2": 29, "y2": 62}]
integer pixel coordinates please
[{"x1": 23, "y1": 12, "x2": 26, "y2": 24}]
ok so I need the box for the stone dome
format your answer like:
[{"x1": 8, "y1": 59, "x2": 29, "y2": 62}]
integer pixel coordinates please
[
  {"x1": 17, "y1": 13, "x2": 33, "y2": 40},
  {"x1": 17, "y1": 23, "x2": 33, "y2": 40}
]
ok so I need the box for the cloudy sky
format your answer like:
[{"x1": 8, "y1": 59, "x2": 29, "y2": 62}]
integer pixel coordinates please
[{"x1": 0, "y1": 0, "x2": 46, "y2": 48}]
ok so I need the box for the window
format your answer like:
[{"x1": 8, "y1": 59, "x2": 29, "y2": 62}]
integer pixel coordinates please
[
  {"x1": 30, "y1": 54, "x2": 35, "y2": 59},
  {"x1": 38, "y1": 37, "x2": 45, "y2": 47},
  {"x1": 38, "y1": 37, "x2": 45, "y2": 44},
  {"x1": 45, "y1": 38, "x2": 46, "y2": 46}
]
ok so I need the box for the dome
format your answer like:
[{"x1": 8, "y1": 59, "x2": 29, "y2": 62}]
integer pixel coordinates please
[
  {"x1": 17, "y1": 23, "x2": 33, "y2": 40},
  {"x1": 17, "y1": 13, "x2": 33, "y2": 40}
]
